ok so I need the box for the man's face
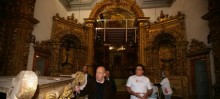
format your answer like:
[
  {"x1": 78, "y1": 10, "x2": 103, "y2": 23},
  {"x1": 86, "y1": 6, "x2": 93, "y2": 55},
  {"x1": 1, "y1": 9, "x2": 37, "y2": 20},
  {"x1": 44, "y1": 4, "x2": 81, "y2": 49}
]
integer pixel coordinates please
[
  {"x1": 106, "y1": 71, "x2": 110, "y2": 78},
  {"x1": 82, "y1": 66, "x2": 88, "y2": 73},
  {"x1": 96, "y1": 67, "x2": 106, "y2": 82},
  {"x1": 135, "y1": 66, "x2": 144, "y2": 76}
]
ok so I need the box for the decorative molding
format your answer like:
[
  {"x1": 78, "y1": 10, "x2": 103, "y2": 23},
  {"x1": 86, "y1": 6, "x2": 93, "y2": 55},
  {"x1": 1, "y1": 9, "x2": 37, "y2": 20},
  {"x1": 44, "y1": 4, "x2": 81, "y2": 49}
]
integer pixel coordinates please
[
  {"x1": 89, "y1": 0, "x2": 144, "y2": 18},
  {"x1": 187, "y1": 39, "x2": 210, "y2": 55},
  {"x1": 58, "y1": 0, "x2": 175, "y2": 11},
  {"x1": 34, "y1": 40, "x2": 52, "y2": 54}
]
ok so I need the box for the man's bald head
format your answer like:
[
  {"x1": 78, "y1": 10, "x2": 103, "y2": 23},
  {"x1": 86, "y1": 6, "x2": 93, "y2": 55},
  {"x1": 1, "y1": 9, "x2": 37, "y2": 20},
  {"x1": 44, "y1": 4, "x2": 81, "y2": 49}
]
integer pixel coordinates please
[{"x1": 96, "y1": 66, "x2": 106, "y2": 82}]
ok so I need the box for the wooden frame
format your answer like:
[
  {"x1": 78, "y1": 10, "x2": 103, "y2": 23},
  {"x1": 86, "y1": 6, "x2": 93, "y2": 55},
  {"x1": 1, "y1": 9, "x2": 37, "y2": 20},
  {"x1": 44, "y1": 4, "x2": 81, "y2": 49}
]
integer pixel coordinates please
[
  {"x1": 32, "y1": 41, "x2": 51, "y2": 76},
  {"x1": 187, "y1": 39, "x2": 212, "y2": 98}
]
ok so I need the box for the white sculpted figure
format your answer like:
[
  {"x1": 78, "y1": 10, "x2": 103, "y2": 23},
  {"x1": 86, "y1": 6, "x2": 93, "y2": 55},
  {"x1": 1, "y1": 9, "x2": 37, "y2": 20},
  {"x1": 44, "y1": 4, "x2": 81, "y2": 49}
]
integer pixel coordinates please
[{"x1": 7, "y1": 71, "x2": 38, "y2": 99}]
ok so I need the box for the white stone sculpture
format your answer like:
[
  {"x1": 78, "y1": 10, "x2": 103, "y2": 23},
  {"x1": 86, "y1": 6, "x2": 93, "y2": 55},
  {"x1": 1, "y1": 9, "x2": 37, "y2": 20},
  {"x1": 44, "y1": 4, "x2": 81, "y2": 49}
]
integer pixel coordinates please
[{"x1": 7, "y1": 70, "x2": 38, "y2": 99}]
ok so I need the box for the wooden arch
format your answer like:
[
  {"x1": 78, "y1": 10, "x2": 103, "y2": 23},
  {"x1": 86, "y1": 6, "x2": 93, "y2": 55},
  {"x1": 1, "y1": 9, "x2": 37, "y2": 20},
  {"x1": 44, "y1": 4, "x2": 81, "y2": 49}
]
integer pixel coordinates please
[{"x1": 89, "y1": 0, "x2": 144, "y2": 19}]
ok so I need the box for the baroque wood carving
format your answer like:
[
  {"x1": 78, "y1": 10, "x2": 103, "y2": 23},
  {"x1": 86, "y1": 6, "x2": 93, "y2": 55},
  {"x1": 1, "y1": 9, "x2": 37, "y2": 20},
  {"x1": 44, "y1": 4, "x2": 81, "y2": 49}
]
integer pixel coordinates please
[
  {"x1": 145, "y1": 11, "x2": 189, "y2": 98},
  {"x1": 202, "y1": 0, "x2": 220, "y2": 98},
  {"x1": 87, "y1": 0, "x2": 146, "y2": 66},
  {"x1": 187, "y1": 39, "x2": 212, "y2": 98},
  {"x1": 0, "y1": 0, "x2": 39, "y2": 75},
  {"x1": 89, "y1": 0, "x2": 144, "y2": 19},
  {"x1": 49, "y1": 14, "x2": 87, "y2": 75}
]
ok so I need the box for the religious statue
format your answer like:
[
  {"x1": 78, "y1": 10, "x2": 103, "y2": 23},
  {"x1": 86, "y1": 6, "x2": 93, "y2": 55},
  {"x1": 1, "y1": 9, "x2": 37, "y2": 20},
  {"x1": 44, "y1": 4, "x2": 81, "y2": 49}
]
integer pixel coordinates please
[
  {"x1": 61, "y1": 47, "x2": 74, "y2": 65},
  {"x1": 159, "y1": 44, "x2": 175, "y2": 75}
]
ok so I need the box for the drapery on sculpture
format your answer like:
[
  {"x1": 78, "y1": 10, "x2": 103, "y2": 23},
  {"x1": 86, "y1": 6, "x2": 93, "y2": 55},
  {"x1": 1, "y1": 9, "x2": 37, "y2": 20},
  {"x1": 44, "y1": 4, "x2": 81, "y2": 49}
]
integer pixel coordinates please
[
  {"x1": 44, "y1": 71, "x2": 85, "y2": 99},
  {"x1": 7, "y1": 71, "x2": 38, "y2": 99},
  {"x1": 59, "y1": 71, "x2": 85, "y2": 98}
]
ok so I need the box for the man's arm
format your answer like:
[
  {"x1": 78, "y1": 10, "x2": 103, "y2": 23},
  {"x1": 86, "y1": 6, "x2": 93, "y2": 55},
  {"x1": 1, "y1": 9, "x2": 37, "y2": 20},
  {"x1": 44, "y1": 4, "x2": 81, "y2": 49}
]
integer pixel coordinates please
[
  {"x1": 126, "y1": 86, "x2": 142, "y2": 98},
  {"x1": 154, "y1": 83, "x2": 162, "y2": 87},
  {"x1": 76, "y1": 78, "x2": 93, "y2": 97},
  {"x1": 143, "y1": 88, "x2": 153, "y2": 98}
]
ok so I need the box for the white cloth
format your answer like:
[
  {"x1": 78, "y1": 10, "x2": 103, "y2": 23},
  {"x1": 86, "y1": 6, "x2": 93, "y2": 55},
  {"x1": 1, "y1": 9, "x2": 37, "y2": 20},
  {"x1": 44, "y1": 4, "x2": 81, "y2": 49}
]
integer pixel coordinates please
[
  {"x1": 126, "y1": 75, "x2": 152, "y2": 99},
  {"x1": 149, "y1": 84, "x2": 158, "y2": 99},
  {"x1": 160, "y1": 77, "x2": 173, "y2": 95},
  {"x1": 152, "y1": 84, "x2": 158, "y2": 94}
]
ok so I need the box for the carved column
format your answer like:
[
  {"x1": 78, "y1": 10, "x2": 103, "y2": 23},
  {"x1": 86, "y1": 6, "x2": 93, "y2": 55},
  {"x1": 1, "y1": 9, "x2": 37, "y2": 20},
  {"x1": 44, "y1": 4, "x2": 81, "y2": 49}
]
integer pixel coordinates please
[
  {"x1": 50, "y1": 42, "x2": 61, "y2": 73},
  {"x1": 175, "y1": 41, "x2": 188, "y2": 75},
  {"x1": 0, "y1": 0, "x2": 39, "y2": 75},
  {"x1": 202, "y1": 0, "x2": 220, "y2": 98},
  {"x1": 137, "y1": 17, "x2": 149, "y2": 65},
  {"x1": 84, "y1": 18, "x2": 95, "y2": 75}
]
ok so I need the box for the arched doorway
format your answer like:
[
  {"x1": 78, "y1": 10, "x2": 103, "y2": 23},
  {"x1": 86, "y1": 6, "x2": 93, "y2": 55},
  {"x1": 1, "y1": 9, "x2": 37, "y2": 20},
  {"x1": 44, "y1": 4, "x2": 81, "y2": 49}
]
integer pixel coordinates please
[{"x1": 88, "y1": 0, "x2": 145, "y2": 78}]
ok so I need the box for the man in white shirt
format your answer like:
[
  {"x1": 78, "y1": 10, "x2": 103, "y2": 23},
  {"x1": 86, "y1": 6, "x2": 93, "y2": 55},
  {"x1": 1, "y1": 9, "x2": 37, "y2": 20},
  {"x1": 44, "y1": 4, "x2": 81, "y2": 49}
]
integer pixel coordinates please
[
  {"x1": 126, "y1": 64, "x2": 153, "y2": 99},
  {"x1": 160, "y1": 73, "x2": 173, "y2": 99},
  {"x1": 154, "y1": 72, "x2": 173, "y2": 99},
  {"x1": 77, "y1": 65, "x2": 92, "y2": 99}
]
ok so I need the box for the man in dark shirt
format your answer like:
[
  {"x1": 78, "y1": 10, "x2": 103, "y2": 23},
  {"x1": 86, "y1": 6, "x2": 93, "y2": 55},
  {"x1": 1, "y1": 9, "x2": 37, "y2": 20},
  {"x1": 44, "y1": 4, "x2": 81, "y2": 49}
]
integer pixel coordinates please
[
  {"x1": 75, "y1": 66, "x2": 113, "y2": 99},
  {"x1": 76, "y1": 65, "x2": 93, "y2": 99},
  {"x1": 105, "y1": 70, "x2": 117, "y2": 93}
]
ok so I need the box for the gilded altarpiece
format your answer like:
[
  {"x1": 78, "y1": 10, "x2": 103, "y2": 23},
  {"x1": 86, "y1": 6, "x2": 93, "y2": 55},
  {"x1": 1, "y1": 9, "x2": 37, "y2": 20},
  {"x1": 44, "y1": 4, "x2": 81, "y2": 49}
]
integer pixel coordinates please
[
  {"x1": 0, "y1": 0, "x2": 39, "y2": 75},
  {"x1": 49, "y1": 14, "x2": 87, "y2": 75},
  {"x1": 145, "y1": 11, "x2": 189, "y2": 98}
]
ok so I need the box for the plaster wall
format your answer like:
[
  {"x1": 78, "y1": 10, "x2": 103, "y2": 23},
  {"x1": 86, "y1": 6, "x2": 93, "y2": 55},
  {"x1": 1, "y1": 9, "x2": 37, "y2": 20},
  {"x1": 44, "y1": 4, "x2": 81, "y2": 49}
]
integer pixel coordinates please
[{"x1": 27, "y1": 0, "x2": 68, "y2": 70}]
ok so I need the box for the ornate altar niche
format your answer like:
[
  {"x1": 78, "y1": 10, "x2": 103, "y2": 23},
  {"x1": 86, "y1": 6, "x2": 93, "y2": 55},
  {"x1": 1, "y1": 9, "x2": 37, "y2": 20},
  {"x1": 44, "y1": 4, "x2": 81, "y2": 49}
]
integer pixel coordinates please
[
  {"x1": 49, "y1": 14, "x2": 87, "y2": 75},
  {"x1": 187, "y1": 39, "x2": 212, "y2": 99},
  {"x1": 33, "y1": 40, "x2": 51, "y2": 76},
  {"x1": 145, "y1": 11, "x2": 189, "y2": 98}
]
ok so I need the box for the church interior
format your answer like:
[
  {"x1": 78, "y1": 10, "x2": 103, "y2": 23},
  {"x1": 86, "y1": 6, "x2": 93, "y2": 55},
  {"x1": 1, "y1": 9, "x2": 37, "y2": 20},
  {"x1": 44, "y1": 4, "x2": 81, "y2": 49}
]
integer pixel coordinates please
[{"x1": 0, "y1": 0, "x2": 220, "y2": 99}]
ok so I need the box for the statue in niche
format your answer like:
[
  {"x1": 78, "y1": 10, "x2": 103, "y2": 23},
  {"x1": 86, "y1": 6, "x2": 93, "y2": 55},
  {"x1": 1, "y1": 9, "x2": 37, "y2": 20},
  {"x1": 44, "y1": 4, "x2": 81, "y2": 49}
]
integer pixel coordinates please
[
  {"x1": 159, "y1": 43, "x2": 175, "y2": 75},
  {"x1": 60, "y1": 34, "x2": 82, "y2": 74},
  {"x1": 61, "y1": 46, "x2": 74, "y2": 74},
  {"x1": 61, "y1": 47, "x2": 74, "y2": 65}
]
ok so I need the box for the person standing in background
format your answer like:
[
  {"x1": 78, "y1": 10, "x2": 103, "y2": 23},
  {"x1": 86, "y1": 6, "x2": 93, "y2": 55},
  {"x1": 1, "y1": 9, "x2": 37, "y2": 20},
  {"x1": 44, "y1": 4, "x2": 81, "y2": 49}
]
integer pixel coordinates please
[
  {"x1": 105, "y1": 70, "x2": 117, "y2": 93},
  {"x1": 126, "y1": 64, "x2": 153, "y2": 99},
  {"x1": 77, "y1": 65, "x2": 93, "y2": 99},
  {"x1": 155, "y1": 72, "x2": 173, "y2": 99}
]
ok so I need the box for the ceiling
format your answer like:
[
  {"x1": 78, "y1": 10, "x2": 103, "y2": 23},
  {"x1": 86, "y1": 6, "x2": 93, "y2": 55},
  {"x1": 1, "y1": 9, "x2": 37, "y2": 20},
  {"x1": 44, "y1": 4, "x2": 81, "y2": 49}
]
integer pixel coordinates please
[{"x1": 59, "y1": 0, "x2": 175, "y2": 11}]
